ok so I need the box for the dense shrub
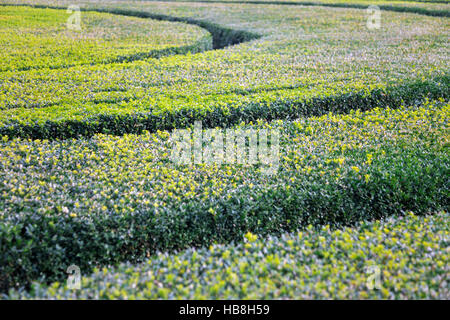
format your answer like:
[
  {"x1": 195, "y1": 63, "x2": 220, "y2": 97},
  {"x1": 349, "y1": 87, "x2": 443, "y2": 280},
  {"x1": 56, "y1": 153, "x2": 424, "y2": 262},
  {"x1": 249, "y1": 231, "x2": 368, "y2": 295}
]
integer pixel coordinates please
[
  {"x1": 0, "y1": 75, "x2": 448, "y2": 139},
  {"x1": 0, "y1": 6, "x2": 213, "y2": 72},
  {"x1": 0, "y1": 2, "x2": 448, "y2": 139},
  {"x1": 7, "y1": 211, "x2": 449, "y2": 299},
  {"x1": 1, "y1": 101, "x2": 448, "y2": 292}
]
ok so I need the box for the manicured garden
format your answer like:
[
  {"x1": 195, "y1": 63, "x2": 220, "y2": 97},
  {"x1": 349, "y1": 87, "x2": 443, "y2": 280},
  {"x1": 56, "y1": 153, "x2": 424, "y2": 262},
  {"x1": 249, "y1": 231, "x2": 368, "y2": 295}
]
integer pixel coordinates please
[{"x1": 0, "y1": 0, "x2": 448, "y2": 299}]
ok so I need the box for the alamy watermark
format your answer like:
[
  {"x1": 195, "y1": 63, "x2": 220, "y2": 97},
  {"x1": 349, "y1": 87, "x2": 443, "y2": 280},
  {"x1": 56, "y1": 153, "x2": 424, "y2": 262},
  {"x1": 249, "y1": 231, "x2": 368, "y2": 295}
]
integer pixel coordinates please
[
  {"x1": 67, "y1": 264, "x2": 81, "y2": 290},
  {"x1": 366, "y1": 5, "x2": 381, "y2": 30},
  {"x1": 67, "y1": 5, "x2": 81, "y2": 31},
  {"x1": 170, "y1": 121, "x2": 280, "y2": 175},
  {"x1": 366, "y1": 265, "x2": 382, "y2": 290}
]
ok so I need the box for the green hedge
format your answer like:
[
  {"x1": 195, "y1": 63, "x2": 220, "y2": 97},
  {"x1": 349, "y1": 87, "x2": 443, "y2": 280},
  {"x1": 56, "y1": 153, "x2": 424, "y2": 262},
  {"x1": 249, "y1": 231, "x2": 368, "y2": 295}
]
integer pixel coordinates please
[
  {"x1": 129, "y1": 0, "x2": 450, "y2": 17},
  {"x1": 7, "y1": 211, "x2": 449, "y2": 299},
  {"x1": 0, "y1": 1, "x2": 448, "y2": 297},
  {"x1": 1, "y1": 76, "x2": 448, "y2": 140},
  {"x1": 5, "y1": 4, "x2": 261, "y2": 50},
  {"x1": 1, "y1": 3, "x2": 448, "y2": 140},
  {"x1": 1, "y1": 101, "x2": 448, "y2": 292}
]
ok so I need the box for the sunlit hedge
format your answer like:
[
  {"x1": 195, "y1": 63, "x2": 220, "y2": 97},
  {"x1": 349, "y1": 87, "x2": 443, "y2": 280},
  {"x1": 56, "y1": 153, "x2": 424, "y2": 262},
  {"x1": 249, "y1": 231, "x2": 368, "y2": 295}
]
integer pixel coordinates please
[
  {"x1": 0, "y1": 3, "x2": 448, "y2": 138},
  {"x1": 0, "y1": 6, "x2": 212, "y2": 72}
]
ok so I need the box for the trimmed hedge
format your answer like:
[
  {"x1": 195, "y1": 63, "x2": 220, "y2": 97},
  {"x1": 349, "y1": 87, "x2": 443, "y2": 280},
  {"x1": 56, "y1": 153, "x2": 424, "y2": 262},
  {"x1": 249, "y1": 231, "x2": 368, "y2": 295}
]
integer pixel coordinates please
[
  {"x1": 1, "y1": 2, "x2": 448, "y2": 139},
  {"x1": 11, "y1": 1, "x2": 450, "y2": 18},
  {"x1": 1, "y1": 76, "x2": 448, "y2": 140},
  {"x1": 2, "y1": 4, "x2": 261, "y2": 50},
  {"x1": 1, "y1": 101, "x2": 448, "y2": 292},
  {"x1": 0, "y1": 5, "x2": 213, "y2": 72},
  {"x1": 6, "y1": 211, "x2": 449, "y2": 299},
  {"x1": 0, "y1": 0, "x2": 448, "y2": 298}
]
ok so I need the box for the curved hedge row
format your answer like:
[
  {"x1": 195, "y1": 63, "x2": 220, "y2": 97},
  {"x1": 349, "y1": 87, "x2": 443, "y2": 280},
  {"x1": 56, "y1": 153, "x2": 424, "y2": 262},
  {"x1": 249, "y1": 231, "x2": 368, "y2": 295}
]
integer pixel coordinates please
[
  {"x1": 0, "y1": 1, "x2": 448, "y2": 139},
  {"x1": 186, "y1": 0, "x2": 450, "y2": 17},
  {"x1": 1, "y1": 100, "x2": 448, "y2": 292},
  {"x1": 7, "y1": 211, "x2": 448, "y2": 299},
  {"x1": 0, "y1": 0, "x2": 449, "y2": 298},
  {"x1": 0, "y1": 6, "x2": 213, "y2": 72},
  {"x1": 5, "y1": 0, "x2": 450, "y2": 17},
  {"x1": 0, "y1": 75, "x2": 448, "y2": 139}
]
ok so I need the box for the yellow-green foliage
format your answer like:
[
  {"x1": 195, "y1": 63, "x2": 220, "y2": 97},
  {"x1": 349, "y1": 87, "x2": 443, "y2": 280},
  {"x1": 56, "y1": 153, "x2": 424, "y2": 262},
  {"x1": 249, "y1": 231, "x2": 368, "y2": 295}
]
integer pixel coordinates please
[
  {"x1": 0, "y1": 6, "x2": 211, "y2": 71},
  {"x1": 1, "y1": 100, "x2": 448, "y2": 292},
  {"x1": 0, "y1": 2, "x2": 448, "y2": 137}
]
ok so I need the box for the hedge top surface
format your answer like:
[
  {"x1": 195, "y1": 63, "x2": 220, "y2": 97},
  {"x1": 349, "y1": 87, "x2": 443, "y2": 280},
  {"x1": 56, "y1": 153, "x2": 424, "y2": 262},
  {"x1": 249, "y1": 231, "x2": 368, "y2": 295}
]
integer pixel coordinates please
[
  {"x1": 0, "y1": 1, "x2": 448, "y2": 138},
  {"x1": 0, "y1": 0, "x2": 448, "y2": 295},
  {"x1": 0, "y1": 5, "x2": 212, "y2": 72}
]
